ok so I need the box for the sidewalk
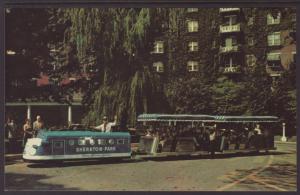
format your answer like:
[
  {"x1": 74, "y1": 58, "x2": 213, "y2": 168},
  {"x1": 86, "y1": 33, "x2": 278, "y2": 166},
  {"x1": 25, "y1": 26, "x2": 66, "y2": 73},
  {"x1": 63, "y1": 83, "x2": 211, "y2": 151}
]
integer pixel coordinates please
[
  {"x1": 5, "y1": 153, "x2": 23, "y2": 162},
  {"x1": 275, "y1": 141, "x2": 297, "y2": 145}
]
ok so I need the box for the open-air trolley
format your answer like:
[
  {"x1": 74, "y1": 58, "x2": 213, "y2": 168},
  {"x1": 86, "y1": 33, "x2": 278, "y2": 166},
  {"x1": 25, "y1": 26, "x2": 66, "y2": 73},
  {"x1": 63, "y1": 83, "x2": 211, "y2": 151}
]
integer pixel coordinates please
[{"x1": 22, "y1": 114, "x2": 279, "y2": 162}]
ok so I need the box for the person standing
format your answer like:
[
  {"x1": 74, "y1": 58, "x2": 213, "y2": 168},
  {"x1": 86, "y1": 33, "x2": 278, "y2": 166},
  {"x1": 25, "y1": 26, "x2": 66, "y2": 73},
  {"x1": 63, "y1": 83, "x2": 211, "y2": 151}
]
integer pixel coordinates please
[
  {"x1": 23, "y1": 119, "x2": 33, "y2": 147},
  {"x1": 33, "y1": 115, "x2": 44, "y2": 137},
  {"x1": 8, "y1": 119, "x2": 17, "y2": 153},
  {"x1": 254, "y1": 124, "x2": 262, "y2": 135},
  {"x1": 95, "y1": 115, "x2": 117, "y2": 132},
  {"x1": 209, "y1": 127, "x2": 217, "y2": 159}
]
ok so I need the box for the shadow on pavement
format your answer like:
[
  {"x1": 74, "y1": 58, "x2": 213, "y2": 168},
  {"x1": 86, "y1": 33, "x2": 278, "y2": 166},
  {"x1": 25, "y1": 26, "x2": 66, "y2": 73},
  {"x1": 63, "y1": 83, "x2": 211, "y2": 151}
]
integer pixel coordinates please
[
  {"x1": 144, "y1": 151, "x2": 291, "y2": 162},
  {"x1": 5, "y1": 172, "x2": 80, "y2": 190},
  {"x1": 26, "y1": 157, "x2": 144, "y2": 168},
  {"x1": 25, "y1": 151, "x2": 291, "y2": 167},
  {"x1": 5, "y1": 159, "x2": 22, "y2": 166},
  {"x1": 221, "y1": 163, "x2": 297, "y2": 191}
]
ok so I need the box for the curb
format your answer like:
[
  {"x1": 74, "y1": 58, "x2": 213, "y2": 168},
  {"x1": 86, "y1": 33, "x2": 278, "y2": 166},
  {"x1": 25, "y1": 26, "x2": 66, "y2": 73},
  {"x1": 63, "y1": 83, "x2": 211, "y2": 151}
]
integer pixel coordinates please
[
  {"x1": 274, "y1": 141, "x2": 296, "y2": 145},
  {"x1": 5, "y1": 154, "x2": 23, "y2": 161}
]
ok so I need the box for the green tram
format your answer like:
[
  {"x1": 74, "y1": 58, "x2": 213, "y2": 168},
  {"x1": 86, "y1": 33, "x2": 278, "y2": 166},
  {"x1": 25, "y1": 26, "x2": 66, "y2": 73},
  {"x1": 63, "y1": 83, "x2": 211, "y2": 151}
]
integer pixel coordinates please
[
  {"x1": 135, "y1": 114, "x2": 279, "y2": 157},
  {"x1": 23, "y1": 114, "x2": 279, "y2": 163}
]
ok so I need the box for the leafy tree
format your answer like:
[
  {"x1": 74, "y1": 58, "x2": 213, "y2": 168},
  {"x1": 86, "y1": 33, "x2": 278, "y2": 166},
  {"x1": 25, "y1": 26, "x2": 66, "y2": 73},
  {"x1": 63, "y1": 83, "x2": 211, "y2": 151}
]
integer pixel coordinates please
[
  {"x1": 5, "y1": 8, "x2": 52, "y2": 101},
  {"x1": 244, "y1": 65, "x2": 273, "y2": 115},
  {"x1": 211, "y1": 76, "x2": 248, "y2": 115},
  {"x1": 165, "y1": 77, "x2": 213, "y2": 114},
  {"x1": 57, "y1": 8, "x2": 169, "y2": 126}
]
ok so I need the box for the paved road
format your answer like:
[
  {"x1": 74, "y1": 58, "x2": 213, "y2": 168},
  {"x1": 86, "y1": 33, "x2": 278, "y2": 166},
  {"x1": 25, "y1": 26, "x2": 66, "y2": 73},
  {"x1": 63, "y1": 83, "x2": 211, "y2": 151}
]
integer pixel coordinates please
[{"x1": 5, "y1": 143, "x2": 297, "y2": 191}]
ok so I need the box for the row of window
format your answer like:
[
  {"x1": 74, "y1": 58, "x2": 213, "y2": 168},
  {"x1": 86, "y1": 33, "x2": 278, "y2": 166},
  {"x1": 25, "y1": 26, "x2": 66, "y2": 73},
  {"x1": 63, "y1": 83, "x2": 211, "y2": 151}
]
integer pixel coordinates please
[
  {"x1": 152, "y1": 50, "x2": 296, "y2": 73},
  {"x1": 221, "y1": 32, "x2": 280, "y2": 47},
  {"x1": 67, "y1": 138, "x2": 126, "y2": 146},
  {"x1": 221, "y1": 13, "x2": 284, "y2": 27},
  {"x1": 153, "y1": 32, "x2": 281, "y2": 54},
  {"x1": 153, "y1": 41, "x2": 199, "y2": 53},
  {"x1": 187, "y1": 12, "x2": 293, "y2": 30},
  {"x1": 153, "y1": 61, "x2": 199, "y2": 72}
]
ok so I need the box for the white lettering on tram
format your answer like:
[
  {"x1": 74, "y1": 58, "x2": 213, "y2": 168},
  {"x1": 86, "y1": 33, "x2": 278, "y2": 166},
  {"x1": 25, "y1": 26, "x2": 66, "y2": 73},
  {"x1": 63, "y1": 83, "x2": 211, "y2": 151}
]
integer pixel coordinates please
[{"x1": 75, "y1": 146, "x2": 116, "y2": 153}]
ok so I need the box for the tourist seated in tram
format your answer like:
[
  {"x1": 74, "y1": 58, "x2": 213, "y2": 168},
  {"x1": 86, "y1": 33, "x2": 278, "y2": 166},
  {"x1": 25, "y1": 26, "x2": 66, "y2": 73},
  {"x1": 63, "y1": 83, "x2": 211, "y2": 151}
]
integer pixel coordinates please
[
  {"x1": 254, "y1": 124, "x2": 262, "y2": 135},
  {"x1": 94, "y1": 115, "x2": 117, "y2": 132},
  {"x1": 145, "y1": 129, "x2": 153, "y2": 137}
]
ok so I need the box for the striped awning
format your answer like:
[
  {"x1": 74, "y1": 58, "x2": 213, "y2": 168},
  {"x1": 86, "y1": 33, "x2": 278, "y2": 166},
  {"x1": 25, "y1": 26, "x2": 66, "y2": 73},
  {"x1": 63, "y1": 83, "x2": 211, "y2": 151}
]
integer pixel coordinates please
[
  {"x1": 137, "y1": 114, "x2": 279, "y2": 123},
  {"x1": 213, "y1": 115, "x2": 279, "y2": 123},
  {"x1": 137, "y1": 114, "x2": 215, "y2": 122}
]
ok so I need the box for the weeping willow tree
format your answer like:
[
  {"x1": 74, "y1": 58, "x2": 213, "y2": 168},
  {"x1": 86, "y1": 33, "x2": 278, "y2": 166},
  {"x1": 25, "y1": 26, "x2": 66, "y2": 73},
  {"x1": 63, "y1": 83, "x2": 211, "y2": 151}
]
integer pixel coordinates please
[{"x1": 58, "y1": 8, "x2": 176, "y2": 127}]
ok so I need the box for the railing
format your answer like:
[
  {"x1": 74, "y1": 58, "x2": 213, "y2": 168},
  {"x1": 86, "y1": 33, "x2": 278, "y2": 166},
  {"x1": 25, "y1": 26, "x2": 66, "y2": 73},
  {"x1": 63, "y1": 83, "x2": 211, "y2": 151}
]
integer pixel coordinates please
[
  {"x1": 220, "y1": 24, "x2": 241, "y2": 33},
  {"x1": 220, "y1": 45, "x2": 240, "y2": 53},
  {"x1": 265, "y1": 65, "x2": 283, "y2": 76},
  {"x1": 267, "y1": 54, "x2": 281, "y2": 61},
  {"x1": 223, "y1": 66, "x2": 241, "y2": 73},
  {"x1": 219, "y1": 8, "x2": 240, "y2": 12}
]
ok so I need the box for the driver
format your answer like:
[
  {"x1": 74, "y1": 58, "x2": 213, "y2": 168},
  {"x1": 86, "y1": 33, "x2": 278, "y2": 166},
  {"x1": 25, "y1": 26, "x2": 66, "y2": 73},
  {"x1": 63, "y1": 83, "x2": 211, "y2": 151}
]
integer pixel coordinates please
[{"x1": 95, "y1": 115, "x2": 117, "y2": 132}]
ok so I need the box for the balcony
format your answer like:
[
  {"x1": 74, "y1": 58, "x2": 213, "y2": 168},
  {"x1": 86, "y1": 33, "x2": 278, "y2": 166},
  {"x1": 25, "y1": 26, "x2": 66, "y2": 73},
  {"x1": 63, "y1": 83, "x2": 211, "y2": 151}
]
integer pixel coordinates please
[
  {"x1": 266, "y1": 65, "x2": 283, "y2": 77},
  {"x1": 219, "y1": 8, "x2": 240, "y2": 13},
  {"x1": 223, "y1": 66, "x2": 241, "y2": 74},
  {"x1": 220, "y1": 45, "x2": 240, "y2": 53},
  {"x1": 220, "y1": 24, "x2": 241, "y2": 33},
  {"x1": 267, "y1": 53, "x2": 281, "y2": 61}
]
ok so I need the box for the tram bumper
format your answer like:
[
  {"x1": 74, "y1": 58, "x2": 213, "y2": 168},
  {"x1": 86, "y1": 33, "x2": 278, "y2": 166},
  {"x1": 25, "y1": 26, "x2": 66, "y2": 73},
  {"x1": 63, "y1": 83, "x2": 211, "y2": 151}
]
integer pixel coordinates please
[{"x1": 23, "y1": 138, "x2": 44, "y2": 161}]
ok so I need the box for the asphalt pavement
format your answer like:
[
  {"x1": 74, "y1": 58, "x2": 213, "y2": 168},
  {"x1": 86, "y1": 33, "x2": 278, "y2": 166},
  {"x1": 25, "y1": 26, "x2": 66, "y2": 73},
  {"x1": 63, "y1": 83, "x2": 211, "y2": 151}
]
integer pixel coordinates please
[{"x1": 5, "y1": 142, "x2": 297, "y2": 191}]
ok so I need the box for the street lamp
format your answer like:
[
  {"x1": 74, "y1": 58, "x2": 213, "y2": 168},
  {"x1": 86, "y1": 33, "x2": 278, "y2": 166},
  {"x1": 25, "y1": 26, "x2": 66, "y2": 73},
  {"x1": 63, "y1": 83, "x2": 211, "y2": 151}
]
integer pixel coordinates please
[{"x1": 281, "y1": 122, "x2": 287, "y2": 142}]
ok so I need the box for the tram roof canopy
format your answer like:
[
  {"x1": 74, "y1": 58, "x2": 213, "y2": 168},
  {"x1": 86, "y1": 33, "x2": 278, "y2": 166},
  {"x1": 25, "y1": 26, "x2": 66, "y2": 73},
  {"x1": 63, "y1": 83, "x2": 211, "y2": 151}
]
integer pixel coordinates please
[
  {"x1": 137, "y1": 114, "x2": 216, "y2": 122},
  {"x1": 213, "y1": 116, "x2": 279, "y2": 123},
  {"x1": 37, "y1": 130, "x2": 130, "y2": 140},
  {"x1": 137, "y1": 114, "x2": 279, "y2": 123}
]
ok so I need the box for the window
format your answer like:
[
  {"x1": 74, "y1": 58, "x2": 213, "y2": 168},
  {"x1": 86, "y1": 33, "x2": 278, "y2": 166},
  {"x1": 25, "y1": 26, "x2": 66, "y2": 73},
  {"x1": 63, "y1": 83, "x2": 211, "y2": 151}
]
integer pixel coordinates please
[
  {"x1": 212, "y1": 40, "x2": 216, "y2": 48},
  {"x1": 267, "y1": 13, "x2": 280, "y2": 25},
  {"x1": 248, "y1": 36, "x2": 254, "y2": 46},
  {"x1": 248, "y1": 17, "x2": 254, "y2": 25},
  {"x1": 267, "y1": 52, "x2": 281, "y2": 61},
  {"x1": 153, "y1": 41, "x2": 164, "y2": 53},
  {"x1": 187, "y1": 8, "x2": 198, "y2": 12},
  {"x1": 211, "y1": 19, "x2": 216, "y2": 28},
  {"x1": 225, "y1": 57, "x2": 234, "y2": 67},
  {"x1": 153, "y1": 62, "x2": 164, "y2": 73},
  {"x1": 108, "y1": 139, "x2": 115, "y2": 145},
  {"x1": 78, "y1": 139, "x2": 86, "y2": 146},
  {"x1": 98, "y1": 139, "x2": 106, "y2": 145},
  {"x1": 225, "y1": 37, "x2": 237, "y2": 47},
  {"x1": 68, "y1": 139, "x2": 75, "y2": 146},
  {"x1": 187, "y1": 61, "x2": 199, "y2": 72},
  {"x1": 246, "y1": 54, "x2": 256, "y2": 66},
  {"x1": 117, "y1": 139, "x2": 125, "y2": 144},
  {"x1": 224, "y1": 15, "x2": 237, "y2": 25},
  {"x1": 268, "y1": 32, "x2": 281, "y2": 46},
  {"x1": 53, "y1": 141, "x2": 64, "y2": 148},
  {"x1": 187, "y1": 21, "x2": 198, "y2": 32},
  {"x1": 88, "y1": 138, "x2": 95, "y2": 146},
  {"x1": 188, "y1": 41, "x2": 198, "y2": 52},
  {"x1": 291, "y1": 13, "x2": 296, "y2": 22}
]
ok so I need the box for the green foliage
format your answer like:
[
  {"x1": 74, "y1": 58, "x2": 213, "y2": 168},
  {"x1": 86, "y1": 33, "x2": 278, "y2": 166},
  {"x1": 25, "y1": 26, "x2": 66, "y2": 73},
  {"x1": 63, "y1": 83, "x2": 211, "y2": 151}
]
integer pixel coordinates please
[
  {"x1": 211, "y1": 76, "x2": 248, "y2": 115},
  {"x1": 165, "y1": 77, "x2": 213, "y2": 114},
  {"x1": 5, "y1": 8, "x2": 53, "y2": 101},
  {"x1": 6, "y1": 8, "x2": 296, "y2": 132},
  {"x1": 244, "y1": 65, "x2": 273, "y2": 115}
]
